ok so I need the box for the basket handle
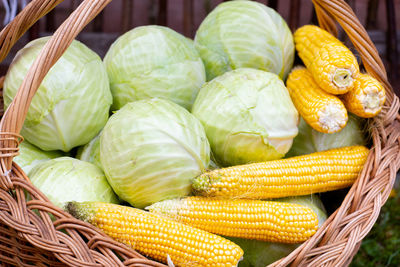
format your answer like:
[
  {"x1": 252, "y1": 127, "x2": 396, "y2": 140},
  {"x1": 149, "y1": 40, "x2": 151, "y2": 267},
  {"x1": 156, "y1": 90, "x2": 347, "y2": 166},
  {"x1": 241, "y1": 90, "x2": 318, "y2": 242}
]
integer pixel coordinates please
[
  {"x1": 0, "y1": 0, "x2": 113, "y2": 187},
  {"x1": 0, "y1": 0, "x2": 64, "y2": 63}
]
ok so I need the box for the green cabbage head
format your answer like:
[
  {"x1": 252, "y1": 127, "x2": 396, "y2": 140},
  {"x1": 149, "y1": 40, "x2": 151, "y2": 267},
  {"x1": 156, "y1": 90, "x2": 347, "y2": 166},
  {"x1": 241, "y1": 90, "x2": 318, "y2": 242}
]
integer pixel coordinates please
[
  {"x1": 14, "y1": 140, "x2": 63, "y2": 176},
  {"x1": 100, "y1": 98, "x2": 210, "y2": 208},
  {"x1": 76, "y1": 133, "x2": 101, "y2": 170},
  {"x1": 195, "y1": 0, "x2": 294, "y2": 81},
  {"x1": 104, "y1": 25, "x2": 206, "y2": 110},
  {"x1": 29, "y1": 157, "x2": 118, "y2": 208},
  {"x1": 192, "y1": 68, "x2": 298, "y2": 167},
  {"x1": 4, "y1": 37, "x2": 112, "y2": 152},
  {"x1": 286, "y1": 114, "x2": 366, "y2": 157}
]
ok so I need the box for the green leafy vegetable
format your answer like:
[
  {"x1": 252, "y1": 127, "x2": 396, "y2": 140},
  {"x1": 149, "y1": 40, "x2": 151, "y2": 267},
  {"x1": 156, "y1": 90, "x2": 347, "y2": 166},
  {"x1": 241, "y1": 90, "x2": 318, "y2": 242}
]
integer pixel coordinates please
[
  {"x1": 29, "y1": 157, "x2": 118, "y2": 208},
  {"x1": 286, "y1": 114, "x2": 366, "y2": 157},
  {"x1": 14, "y1": 140, "x2": 63, "y2": 176},
  {"x1": 192, "y1": 68, "x2": 298, "y2": 167},
  {"x1": 100, "y1": 98, "x2": 210, "y2": 208},
  {"x1": 195, "y1": 0, "x2": 294, "y2": 81},
  {"x1": 76, "y1": 133, "x2": 101, "y2": 170},
  {"x1": 104, "y1": 25, "x2": 206, "y2": 110},
  {"x1": 4, "y1": 37, "x2": 112, "y2": 152}
]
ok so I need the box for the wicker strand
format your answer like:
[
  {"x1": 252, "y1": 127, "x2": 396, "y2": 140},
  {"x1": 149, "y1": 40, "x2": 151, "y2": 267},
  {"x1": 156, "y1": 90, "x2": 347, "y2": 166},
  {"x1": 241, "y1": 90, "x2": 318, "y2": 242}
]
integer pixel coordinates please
[
  {"x1": 0, "y1": 0, "x2": 64, "y2": 63},
  {"x1": 1, "y1": 173, "x2": 164, "y2": 266},
  {"x1": 313, "y1": 2, "x2": 337, "y2": 37},
  {"x1": 313, "y1": 0, "x2": 392, "y2": 99},
  {"x1": 0, "y1": 0, "x2": 166, "y2": 265},
  {"x1": 0, "y1": 0, "x2": 114, "y2": 171},
  {"x1": 0, "y1": 0, "x2": 398, "y2": 266},
  {"x1": 269, "y1": 1, "x2": 400, "y2": 266}
]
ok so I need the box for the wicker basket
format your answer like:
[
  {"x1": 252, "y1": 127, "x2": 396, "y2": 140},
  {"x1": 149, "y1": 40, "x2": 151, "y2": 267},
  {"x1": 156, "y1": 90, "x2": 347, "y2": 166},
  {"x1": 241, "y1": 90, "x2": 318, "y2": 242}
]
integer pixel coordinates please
[{"x1": 0, "y1": 0, "x2": 399, "y2": 266}]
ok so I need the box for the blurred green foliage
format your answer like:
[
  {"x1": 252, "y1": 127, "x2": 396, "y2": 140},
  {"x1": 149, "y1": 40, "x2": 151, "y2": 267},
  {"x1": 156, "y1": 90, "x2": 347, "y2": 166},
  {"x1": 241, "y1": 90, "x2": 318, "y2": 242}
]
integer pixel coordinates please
[{"x1": 351, "y1": 191, "x2": 400, "y2": 267}]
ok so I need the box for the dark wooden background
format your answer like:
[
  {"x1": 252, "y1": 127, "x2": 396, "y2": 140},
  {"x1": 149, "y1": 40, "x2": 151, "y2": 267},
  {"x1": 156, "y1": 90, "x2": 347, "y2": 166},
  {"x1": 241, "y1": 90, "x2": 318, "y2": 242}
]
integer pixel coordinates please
[{"x1": 0, "y1": 0, "x2": 399, "y2": 93}]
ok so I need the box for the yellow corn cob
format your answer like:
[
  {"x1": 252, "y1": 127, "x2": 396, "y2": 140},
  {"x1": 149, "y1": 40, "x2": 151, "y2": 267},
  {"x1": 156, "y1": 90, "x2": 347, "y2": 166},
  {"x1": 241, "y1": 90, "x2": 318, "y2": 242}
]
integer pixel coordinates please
[
  {"x1": 147, "y1": 197, "x2": 319, "y2": 243},
  {"x1": 286, "y1": 67, "x2": 348, "y2": 133},
  {"x1": 65, "y1": 201, "x2": 243, "y2": 267},
  {"x1": 341, "y1": 73, "x2": 386, "y2": 118},
  {"x1": 192, "y1": 146, "x2": 369, "y2": 199},
  {"x1": 294, "y1": 25, "x2": 360, "y2": 94}
]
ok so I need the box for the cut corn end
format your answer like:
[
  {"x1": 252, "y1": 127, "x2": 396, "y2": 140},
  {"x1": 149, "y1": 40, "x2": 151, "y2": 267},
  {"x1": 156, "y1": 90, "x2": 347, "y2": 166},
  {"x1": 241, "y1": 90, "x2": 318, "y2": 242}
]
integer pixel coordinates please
[
  {"x1": 286, "y1": 67, "x2": 348, "y2": 134},
  {"x1": 341, "y1": 73, "x2": 386, "y2": 118},
  {"x1": 294, "y1": 25, "x2": 360, "y2": 94},
  {"x1": 317, "y1": 103, "x2": 348, "y2": 133},
  {"x1": 333, "y1": 68, "x2": 355, "y2": 90},
  {"x1": 309, "y1": 43, "x2": 359, "y2": 95}
]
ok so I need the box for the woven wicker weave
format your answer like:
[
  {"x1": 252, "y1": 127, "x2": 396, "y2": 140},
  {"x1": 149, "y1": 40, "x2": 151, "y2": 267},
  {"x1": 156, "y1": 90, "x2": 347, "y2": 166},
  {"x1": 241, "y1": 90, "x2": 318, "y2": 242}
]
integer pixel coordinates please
[{"x1": 0, "y1": 0, "x2": 399, "y2": 266}]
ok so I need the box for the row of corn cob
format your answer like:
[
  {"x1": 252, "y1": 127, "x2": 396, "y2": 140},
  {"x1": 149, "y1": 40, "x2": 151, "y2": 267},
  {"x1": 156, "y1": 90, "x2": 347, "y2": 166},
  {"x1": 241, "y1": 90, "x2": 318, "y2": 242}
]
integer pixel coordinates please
[
  {"x1": 288, "y1": 25, "x2": 385, "y2": 134},
  {"x1": 63, "y1": 25, "x2": 375, "y2": 267},
  {"x1": 65, "y1": 145, "x2": 369, "y2": 266},
  {"x1": 66, "y1": 197, "x2": 319, "y2": 266}
]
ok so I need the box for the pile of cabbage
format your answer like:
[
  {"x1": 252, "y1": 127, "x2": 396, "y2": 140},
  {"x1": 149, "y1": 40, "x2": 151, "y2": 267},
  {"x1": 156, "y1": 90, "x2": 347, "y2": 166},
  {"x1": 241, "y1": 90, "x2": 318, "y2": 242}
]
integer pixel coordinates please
[{"x1": 3, "y1": 0, "x2": 366, "y2": 265}]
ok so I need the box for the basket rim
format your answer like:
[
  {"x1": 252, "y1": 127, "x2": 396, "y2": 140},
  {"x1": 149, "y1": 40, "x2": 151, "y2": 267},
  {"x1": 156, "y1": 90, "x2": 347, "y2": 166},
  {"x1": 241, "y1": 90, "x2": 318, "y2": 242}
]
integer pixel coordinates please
[{"x1": 0, "y1": 0, "x2": 399, "y2": 266}]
